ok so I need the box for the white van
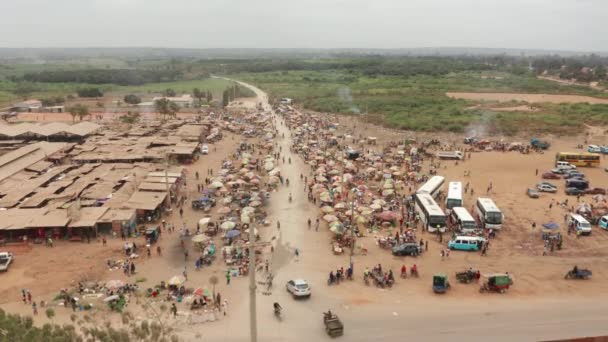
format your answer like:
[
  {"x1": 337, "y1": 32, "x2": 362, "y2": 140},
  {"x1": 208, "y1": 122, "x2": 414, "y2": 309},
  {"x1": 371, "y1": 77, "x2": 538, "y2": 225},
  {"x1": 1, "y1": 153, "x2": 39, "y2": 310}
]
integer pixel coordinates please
[
  {"x1": 569, "y1": 213, "x2": 592, "y2": 235},
  {"x1": 556, "y1": 161, "x2": 576, "y2": 170},
  {"x1": 588, "y1": 145, "x2": 601, "y2": 153}
]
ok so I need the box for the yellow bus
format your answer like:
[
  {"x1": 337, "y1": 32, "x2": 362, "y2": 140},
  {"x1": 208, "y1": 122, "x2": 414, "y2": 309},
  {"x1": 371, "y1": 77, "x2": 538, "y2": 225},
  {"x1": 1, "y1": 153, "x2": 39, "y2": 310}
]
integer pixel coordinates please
[{"x1": 555, "y1": 152, "x2": 600, "y2": 167}]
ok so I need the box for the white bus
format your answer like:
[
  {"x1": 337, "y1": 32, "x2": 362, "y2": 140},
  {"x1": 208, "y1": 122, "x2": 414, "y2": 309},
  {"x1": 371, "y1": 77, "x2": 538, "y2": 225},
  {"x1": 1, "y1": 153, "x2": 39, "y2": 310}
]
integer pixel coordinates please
[
  {"x1": 450, "y1": 207, "x2": 478, "y2": 233},
  {"x1": 445, "y1": 181, "x2": 463, "y2": 209},
  {"x1": 475, "y1": 197, "x2": 503, "y2": 230},
  {"x1": 416, "y1": 176, "x2": 445, "y2": 199},
  {"x1": 414, "y1": 193, "x2": 447, "y2": 233}
]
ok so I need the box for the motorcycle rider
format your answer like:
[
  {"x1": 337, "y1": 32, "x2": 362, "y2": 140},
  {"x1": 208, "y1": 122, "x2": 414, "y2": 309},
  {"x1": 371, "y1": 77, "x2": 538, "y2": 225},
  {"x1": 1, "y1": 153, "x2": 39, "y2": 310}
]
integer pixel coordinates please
[
  {"x1": 289, "y1": 193, "x2": 292, "y2": 202},
  {"x1": 274, "y1": 302, "x2": 282, "y2": 314}
]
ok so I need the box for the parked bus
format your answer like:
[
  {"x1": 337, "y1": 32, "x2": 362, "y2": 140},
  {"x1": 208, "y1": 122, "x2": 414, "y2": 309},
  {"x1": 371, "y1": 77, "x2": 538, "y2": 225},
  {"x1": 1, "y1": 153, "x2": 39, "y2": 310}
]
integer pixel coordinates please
[
  {"x1": 414, "y1": 193, "x2": 447, "y2": 233},
  {"x1": 450, "y1": 207, "x2": 478, "y2": 233},
  {"x1": 475, "y1": 198, "x2": 503, "y2": 230},
  {"x1": 445, "y1": 182, "x2": 463, "y2": 209},
  {"x1": 416, "y1": 176, "x2": 445, "y2": 199},
  {"x1": 555, "y1": 152, "x2": 600, "y2": 167}
]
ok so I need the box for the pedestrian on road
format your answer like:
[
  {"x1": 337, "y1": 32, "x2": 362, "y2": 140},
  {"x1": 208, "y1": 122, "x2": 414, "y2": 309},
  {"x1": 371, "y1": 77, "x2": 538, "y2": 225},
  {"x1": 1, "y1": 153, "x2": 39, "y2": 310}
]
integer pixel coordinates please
[
  {"x1": 32, "y1": 301, "x2": 37, "y2": 315},
  {"x1": 27, "y1": 290, "x2": 32, "y2": 304},
  {"x1": 171, "y1": 303, "x2": 177, "y2": 318},
  {"x1": 222, "y1": 299, "x2": 229, "y2": 316},
  {"x1": 226, "y1": 270, "x2": 231, "y2": 285}
]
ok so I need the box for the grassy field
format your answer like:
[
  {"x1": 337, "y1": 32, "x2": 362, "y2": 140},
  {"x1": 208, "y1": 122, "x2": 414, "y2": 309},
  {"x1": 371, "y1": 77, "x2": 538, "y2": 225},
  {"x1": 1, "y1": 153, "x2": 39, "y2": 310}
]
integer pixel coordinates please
[
  {"x1": 234, "y1": 70, "x2": 608, "y2": 134},
  {"x1": 0, "y1": 78, "x2": 237, "y2": 108}
]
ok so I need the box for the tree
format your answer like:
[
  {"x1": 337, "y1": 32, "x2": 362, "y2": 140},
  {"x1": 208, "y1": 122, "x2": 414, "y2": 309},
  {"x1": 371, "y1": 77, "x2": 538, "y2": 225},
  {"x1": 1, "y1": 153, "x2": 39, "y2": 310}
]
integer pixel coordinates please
[
  {"x1": 222, "y1": 90, "x2": 229, "y2": 108},
  {"x1": 123, "y1": 94, "x2": 142, "y2": 105},
  {"x1": 163, "y1": 88, "x2": 176, "y2": 97},
  {"x1": 155, "y1": 98, "x2": 170, "y2": 121},
  {"x1": 119, "y1": 111, "x2": 141, "y2": 124},
  {"x1": 155, "y1": 99, "x2": 179, "y2": 121},
  {"x1": 206, "y1": 90, "x2": 213, "y2": 103},
  {"x1": 192, "y1": 88, "x2": 203, "y2": 104},
  {"x1": 67, "y1": 104, "x2": 89, "y2": 122},
  {"x1": 595, "y1": 65, "x2": 607, "y2": 80},
  {"x1": 77, "y1": 88, "x2": 103, "y2": 98},
  {"x1": 209, "y1": 275, "x2": 219, "y2": 300}
]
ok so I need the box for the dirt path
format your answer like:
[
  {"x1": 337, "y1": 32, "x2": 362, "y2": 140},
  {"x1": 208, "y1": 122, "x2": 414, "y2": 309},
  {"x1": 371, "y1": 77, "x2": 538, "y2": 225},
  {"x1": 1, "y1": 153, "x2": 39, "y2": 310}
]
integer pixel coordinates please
[{"x1": 447, "y1": 92, "x2": 608, "y2": 104}]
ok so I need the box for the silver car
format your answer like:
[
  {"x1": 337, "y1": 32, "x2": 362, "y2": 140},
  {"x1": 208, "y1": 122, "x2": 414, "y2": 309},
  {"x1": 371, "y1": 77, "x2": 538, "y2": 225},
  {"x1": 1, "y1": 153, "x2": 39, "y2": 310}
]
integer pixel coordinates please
[{"x1": 286, "y1": 279, "x2": 311, "y2": 298}]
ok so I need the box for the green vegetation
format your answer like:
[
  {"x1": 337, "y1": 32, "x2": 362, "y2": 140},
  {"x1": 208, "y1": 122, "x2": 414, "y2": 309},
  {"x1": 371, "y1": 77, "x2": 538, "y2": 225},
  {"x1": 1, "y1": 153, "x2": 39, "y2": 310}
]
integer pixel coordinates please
[
  {"x1": 67, "y1": 104, "x2": 90, "y2": 122},
  {"x1": 21, "y1": 68, "x2": 182, "y2": 86},
  {"x1": 123, "y1": 94, "x2": 141, "y2": 105},
  {"x1": 77, "y1": 87, "x2": 103, "y2": 98},
  {"x1": 235, "y1": 69, "x2": 608, "y2": 134}
]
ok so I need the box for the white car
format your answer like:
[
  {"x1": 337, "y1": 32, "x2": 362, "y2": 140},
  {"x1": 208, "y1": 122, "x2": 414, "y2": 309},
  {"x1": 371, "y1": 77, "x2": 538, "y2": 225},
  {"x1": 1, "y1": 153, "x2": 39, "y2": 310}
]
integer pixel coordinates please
[
  {"x1": 286, "y1": 279, "x2": 311, "y2": 298},
  {"x1": 201, "y1": 145, "x2": 209, "y2": 154}
]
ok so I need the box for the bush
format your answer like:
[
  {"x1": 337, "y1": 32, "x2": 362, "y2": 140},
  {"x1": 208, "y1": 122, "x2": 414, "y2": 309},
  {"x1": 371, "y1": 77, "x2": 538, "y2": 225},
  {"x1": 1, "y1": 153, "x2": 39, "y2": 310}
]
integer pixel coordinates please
[
  {"x1": 77, "y1": 88, "x2": 103, "y2": 98},
  {"x1": 124, "y1": 94, "x2": 142, "y2": 105}
]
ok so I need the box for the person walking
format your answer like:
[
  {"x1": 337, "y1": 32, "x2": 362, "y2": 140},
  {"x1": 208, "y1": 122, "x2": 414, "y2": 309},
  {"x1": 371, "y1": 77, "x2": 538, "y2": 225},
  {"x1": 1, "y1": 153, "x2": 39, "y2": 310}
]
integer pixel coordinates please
[
  {"x1": 222, "y1": 299, "x2": 229, "y2": 316},
  {"x1": 27, "y1": 290, "x2": 32, "y2": 304},
  {"x1": 226, "y1": 270, "x2": 231, "y2": 285},
  {"x1": 32, "y1": 301, "x2": 38, "y2": 315},
  {"x1": 171, "y1": 303, "x2": 177, "y2": 318}
]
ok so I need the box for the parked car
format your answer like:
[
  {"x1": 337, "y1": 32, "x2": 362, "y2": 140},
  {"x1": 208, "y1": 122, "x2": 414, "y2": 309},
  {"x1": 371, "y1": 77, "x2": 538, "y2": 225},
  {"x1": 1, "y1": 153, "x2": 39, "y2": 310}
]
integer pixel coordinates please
[
  {"x1": 566, "y1": 179, "x2": 589, "y2": 190},
  {"x1": 542, "y1": 172, "x2": 560, "y2": 180},
  {"x1": 556, "y1": 161, "x2": 576, "y2": 170},
  {"x1": 585, "y1": 188, "x2": 606, "y2": 195},
  {"x1": 286, "y1": 279, "x2": 311, "y2": 298},
  {"x1": 588, "y1": 145, "x2": 601, "y2": 153},
  {"x1": 564, "y1": 172, "x2": 585, "y2": 179},
  {"x1": 0, "y1": 252, "x2": 13, "y2": 272},
  {"x1": 392, "y1": 243, "x2": 421, "y2": 256},
  {"x1": 201, "y1": 145, "x2": 209, "y2": 154},
  {"x1": 526, "y1": 188, "x2": 540, "y2": 198},
  {"x1": 551, "y1": 168, "x2": 568, "y2": 175},
  {"x1": 537, "y1": 183, "x2": 557, "y2": 193},
  {"x1": 565, "y1": 187, "x2": 585, "y2": 196}
]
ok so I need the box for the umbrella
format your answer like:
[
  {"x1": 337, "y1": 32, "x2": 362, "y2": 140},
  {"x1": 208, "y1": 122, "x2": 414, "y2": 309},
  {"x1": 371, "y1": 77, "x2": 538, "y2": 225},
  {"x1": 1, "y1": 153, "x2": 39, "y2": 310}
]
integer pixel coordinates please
[
  {"x1": 242, "y1": 206, "x2": 255, "y2": 215},
  {"x1": 378, "y1": 211, "x2": 397, "y2": 221},
  {"x1": 193, "y1": 288, "x2": 211, "y2": 297},
  {"x1": 225, "y1": 229, "x2": 241, "y2": 239},
  {"x1": 373, "y1": 199, "x2": 387, "y2": 205},
  {"x1": 104, "y1": 295, "x2": 120, "y2": 302},
  {"x1": 105, "y1": 280, "x2": 124, "y2": 289},
  {"x1": 334, "y1": 202, "x2": 347, "y2": 209},
  {"x1": 192, "y1": 234, "x2": 210, "y2": 243},
  {"x1": 382, "y1": 189, "x2": 395, "y2": 197},
  {"x1": 370, "y1": 203, "x2": 382, "y2": 210},
  {"x1": 220, "y1": 221, "x2": 236, "y2": 230},
  {"x1": 323, "y1": 214, "x2": 338, "y2": 222},
  {"x1": 218, "y1": 206, "x2": 231, "y2": 214},
  {"x1": 211, "y1": 181, "x2": 224, "y2": 189},
  {"x1": 268, "y1": 168, "x2": 281, "y2": 176},
  {"x1": 542, "y1": 222, "x2": 559, "y2": 230},
  {"x1": 329, "y1": 225, "x2": 345, "y2": 234},
  {"x1": 222, "y1": 197, "x2": 233, "y2": 204},
  {"x1": 168, "y1": 275, "x2": 186, "y2": 286},
  {"x1": 198, "y1": 217, "x2": 211, "y2": 228},
  {"x1": 244, "y1": 228, "x2": 259, "y2": 236},
  {"x1": 321, "y1": 206, "x2": 335, "y2": 213},
  {"x1": 241, "y1": 213, "x2": 251, "y2": 224},
  {"x1": 250, "y1": 200, "x2": 262, "y2": 207}
]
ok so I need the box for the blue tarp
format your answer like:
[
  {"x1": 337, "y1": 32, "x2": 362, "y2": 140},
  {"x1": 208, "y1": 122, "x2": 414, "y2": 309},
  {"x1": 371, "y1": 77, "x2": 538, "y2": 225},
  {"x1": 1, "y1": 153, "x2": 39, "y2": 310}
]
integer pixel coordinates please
[
  {"x1": 543, "y1": 222, "x2": 559, "y2": 230},
  {"x1": 225, "y1": 230, "x2": 241, "y2": 239}
]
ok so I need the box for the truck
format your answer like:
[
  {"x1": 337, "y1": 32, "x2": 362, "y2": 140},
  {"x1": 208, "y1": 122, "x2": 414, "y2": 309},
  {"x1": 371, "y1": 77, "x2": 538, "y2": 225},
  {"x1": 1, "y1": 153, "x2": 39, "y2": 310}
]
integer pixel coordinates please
[
  {"x1": 530, "y1": 138, "x2": 550, "y2": 150},
  {"x1": 0, "y1": 252, "x2": 13, "y2": 272},
  {"x1": 436, "y1": 151, "x2": 464, "y2": 160}
]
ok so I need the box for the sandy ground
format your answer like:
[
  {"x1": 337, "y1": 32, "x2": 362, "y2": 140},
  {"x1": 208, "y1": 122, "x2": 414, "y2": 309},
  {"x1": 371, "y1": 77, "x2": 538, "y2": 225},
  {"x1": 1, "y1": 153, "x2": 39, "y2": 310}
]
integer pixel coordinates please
[
  {"x1": 447, "y1": 92, "x2": 608, "y2": 104},
  {"x1": 3, "y1": 81, "x2": 608, "y2": 341},
  {"x1": 7, "y1": 112, "x2": 199, "y2": 123}
]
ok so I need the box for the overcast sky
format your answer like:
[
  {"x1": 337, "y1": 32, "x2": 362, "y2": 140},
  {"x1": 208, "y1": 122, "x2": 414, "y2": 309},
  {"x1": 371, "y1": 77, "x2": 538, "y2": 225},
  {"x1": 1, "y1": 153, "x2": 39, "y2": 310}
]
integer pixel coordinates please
[{"x1": 1, "y1": 0, "x2": 606, "y2": 51}]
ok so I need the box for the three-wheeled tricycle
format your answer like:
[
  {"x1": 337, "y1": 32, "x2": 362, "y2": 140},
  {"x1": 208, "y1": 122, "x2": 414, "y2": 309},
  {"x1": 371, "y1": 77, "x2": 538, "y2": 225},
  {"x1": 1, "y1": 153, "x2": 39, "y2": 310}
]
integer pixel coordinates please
[
  {"x1": 564, "y1": 266, "x2": 592, "y2": 280},
  {"x1": 323, "y1": 311, "x2": 344, "y2": 337},
  {"x1": 432, "y1": 274, "x2": 450, "y2": 294},
  {"x1": 479, "y1": 273, "x2": 513, "y2": 294}
]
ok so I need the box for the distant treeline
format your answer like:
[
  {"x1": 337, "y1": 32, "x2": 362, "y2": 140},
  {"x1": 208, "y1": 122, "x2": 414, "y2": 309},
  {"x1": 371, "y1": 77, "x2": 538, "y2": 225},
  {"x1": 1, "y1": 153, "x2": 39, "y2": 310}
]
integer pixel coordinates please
[
  {"x1": 201, "y1": 56, "x2": 497, "y2": 77},
  {"x1": 18, "y1": 69, "x2": 183, "y2": 85}
]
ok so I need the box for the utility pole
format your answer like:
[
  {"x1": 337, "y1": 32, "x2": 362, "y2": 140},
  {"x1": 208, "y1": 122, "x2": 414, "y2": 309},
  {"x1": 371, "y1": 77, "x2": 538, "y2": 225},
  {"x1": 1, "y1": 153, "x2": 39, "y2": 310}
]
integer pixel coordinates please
[
  {"x1": 248, "y1": 222, "x2": 258, "y2": 342},
  {"x1": 164, "y1": 155, "x2": 171, "y2": 209}
]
